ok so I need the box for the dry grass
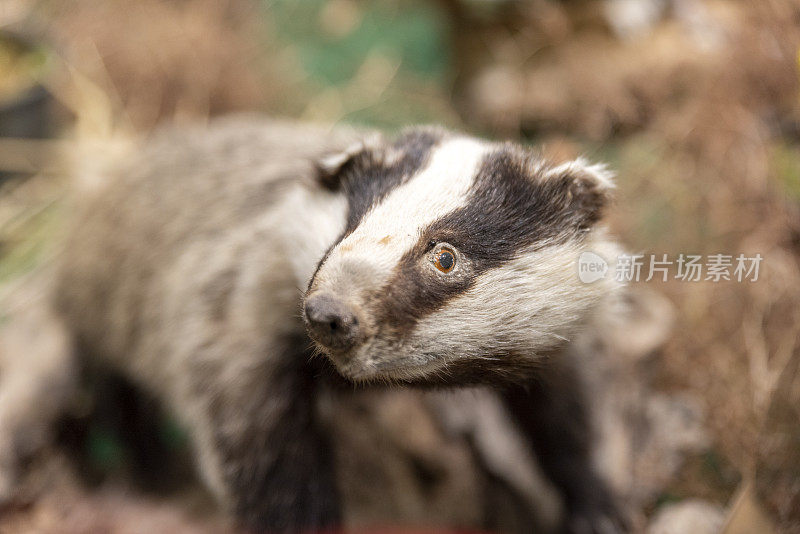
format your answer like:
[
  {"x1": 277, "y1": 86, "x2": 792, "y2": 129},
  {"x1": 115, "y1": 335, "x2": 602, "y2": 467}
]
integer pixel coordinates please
[
  {"x1": 0, "y1": 0, "x2": 799, "y2": 531},
  {"x1": 40, "y1": 0, "x2": 272, "y2": 134}
]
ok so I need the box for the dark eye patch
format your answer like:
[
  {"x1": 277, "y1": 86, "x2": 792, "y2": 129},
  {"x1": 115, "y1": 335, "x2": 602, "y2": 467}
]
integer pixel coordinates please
[{"x1": 371, "y1": 147, "x2": 606, "y2": 336}]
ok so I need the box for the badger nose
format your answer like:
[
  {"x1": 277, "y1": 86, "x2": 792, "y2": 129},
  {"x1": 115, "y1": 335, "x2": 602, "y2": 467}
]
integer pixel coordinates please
[{"x1": 304, "y1": 294, "x2": 360, "y2": 351}]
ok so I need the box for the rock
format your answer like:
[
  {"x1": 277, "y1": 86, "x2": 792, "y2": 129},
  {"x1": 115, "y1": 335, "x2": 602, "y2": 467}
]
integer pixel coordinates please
[
  {"x1": 647, "y1": 500, "x2": 725, "y2": 534},
  {"x1": 604, "y1": 0, "x2": 667, "y2": 40}
]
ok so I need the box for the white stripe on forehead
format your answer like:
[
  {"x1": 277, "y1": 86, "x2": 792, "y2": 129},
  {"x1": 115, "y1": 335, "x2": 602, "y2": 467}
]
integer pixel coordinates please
[{"x1": 333, "y1": 137, "x2": 491, "y2": 272}]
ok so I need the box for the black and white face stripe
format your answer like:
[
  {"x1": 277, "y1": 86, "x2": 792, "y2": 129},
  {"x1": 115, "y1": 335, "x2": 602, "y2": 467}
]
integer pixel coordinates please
[
  {"x1": 307, "y1": 127, "x2": 616, "y2": 381},
  {"x1": 335, "y1": 127, "x2": 446, "y2": 236},
  {"x1": 368, "y1": 146, "x2": 611, "y2": 335},
  {"x1": 306, "y1": 127, "x2": 444, "y2": 291},
  {"x1": 310, "y1": 134, "x2": 490, "y2": 299}
]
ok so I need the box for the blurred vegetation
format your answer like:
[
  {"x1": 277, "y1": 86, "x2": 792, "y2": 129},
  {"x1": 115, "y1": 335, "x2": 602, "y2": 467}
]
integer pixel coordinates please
[
  {"x1": 0, "y1": 33, "x2": 49, "y2": 100},
  {"x1": 270, "y1": 0, "x2": 448, "y2": 86},
  {"x1": 1, "y1": 0, "x2": 799, "y2": 532},
  {"x1": 265, "y1": 0, "x2": 458, "y2": 128}
]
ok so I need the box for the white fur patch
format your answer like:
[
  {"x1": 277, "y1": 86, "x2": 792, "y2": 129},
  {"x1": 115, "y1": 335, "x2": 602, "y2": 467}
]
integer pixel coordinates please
[
  {"x1": 313, "y1": 137, "x2": 491, "y2": 298},
  {"x1": 353, "y1": 234, "x2": 623, "y2": 381},
  {"x1": 545, "y1": 157, "x2": 616, "y2": 191}
]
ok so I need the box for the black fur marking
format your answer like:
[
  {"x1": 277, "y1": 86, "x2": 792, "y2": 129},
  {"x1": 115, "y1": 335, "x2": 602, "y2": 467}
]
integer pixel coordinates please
[
  {"x1": 373, "y1": 147, "x2": 609, "y2": 335},
  {"x1": 338, "y1": 128, "x2": 444, "y2": 235},
  {"x1": 394, "y1": 350, "x2": 549, "y2": 388},
  {"x1": 307, "y1": 128, "x2": 444, "y2": 293},
  {"x1": 502, "y1": 361, "x2": 629, "y2": 533},
  {"x1": 194, "y1": 335, "x2": 342, "y2": 533},
  {"x1": 430, "y1": 147, "x2": 608, "y2": 268}
]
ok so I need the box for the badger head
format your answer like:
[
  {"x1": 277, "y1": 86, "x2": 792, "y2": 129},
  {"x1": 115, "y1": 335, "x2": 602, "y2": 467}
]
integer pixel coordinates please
[{"x1": 304, "y1": 127, "x2": 621, "y2": 385}]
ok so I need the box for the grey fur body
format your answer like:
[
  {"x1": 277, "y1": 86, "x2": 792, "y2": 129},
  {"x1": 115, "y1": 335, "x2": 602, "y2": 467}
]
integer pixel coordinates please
[
  {"x1": 6, "y1": 117, "x2": 627, "y2": 533},
  {"x1": 57, "y1": 119, "x2": 353, "y2": 389},
  {"x1": 57, "y1": 119, "x2": 358, "y2": 528}
]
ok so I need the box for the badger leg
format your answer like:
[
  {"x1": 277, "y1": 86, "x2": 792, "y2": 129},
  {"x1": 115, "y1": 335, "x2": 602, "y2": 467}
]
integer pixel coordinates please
[
  {"x1": 178, "y1": 337, "x2": 340, "y2": 534},
  {"x1": 502, "y1": 362, "x2": 627, "y2": 534}
]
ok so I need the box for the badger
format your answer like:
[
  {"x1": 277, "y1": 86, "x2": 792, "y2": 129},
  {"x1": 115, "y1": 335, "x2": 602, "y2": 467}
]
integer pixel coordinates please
[{"x1": 0, "y1": 117, "x2": 626, "y2": 533}]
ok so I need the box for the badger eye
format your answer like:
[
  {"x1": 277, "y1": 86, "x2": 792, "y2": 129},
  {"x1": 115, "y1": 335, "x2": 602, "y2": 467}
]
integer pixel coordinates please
[{"x1": 433, "y1": 247, "x2": 456, "y2": 273}]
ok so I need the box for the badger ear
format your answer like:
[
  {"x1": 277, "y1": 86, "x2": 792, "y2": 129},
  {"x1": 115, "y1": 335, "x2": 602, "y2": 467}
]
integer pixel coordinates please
[
  {"x1": 316, "y1": 133, "x2": 383, "y2": 190},
  {"x1": 544, "y1": 157, "x2": 615, "y2": 230}
]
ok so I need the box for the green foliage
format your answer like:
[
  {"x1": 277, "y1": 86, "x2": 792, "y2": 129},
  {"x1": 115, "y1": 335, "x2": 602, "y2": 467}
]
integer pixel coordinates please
[
  {"x1": 0, "y1": 199, "x2": 63, "y2": 283},
  {"x1": 771, "y1": 142, "x2": 800, "y2": 202},
  {"x1": 267, "y1": 0, "x2": 448, "y2": 86},
  {"x1": 263, "y1": 0, "x2": 455, "y2": 129}
]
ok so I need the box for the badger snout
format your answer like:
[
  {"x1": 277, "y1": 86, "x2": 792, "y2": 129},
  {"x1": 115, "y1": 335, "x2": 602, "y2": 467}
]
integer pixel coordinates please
[{"x1": 304, "y1": 293, "x2": 362, "y2": 352}]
